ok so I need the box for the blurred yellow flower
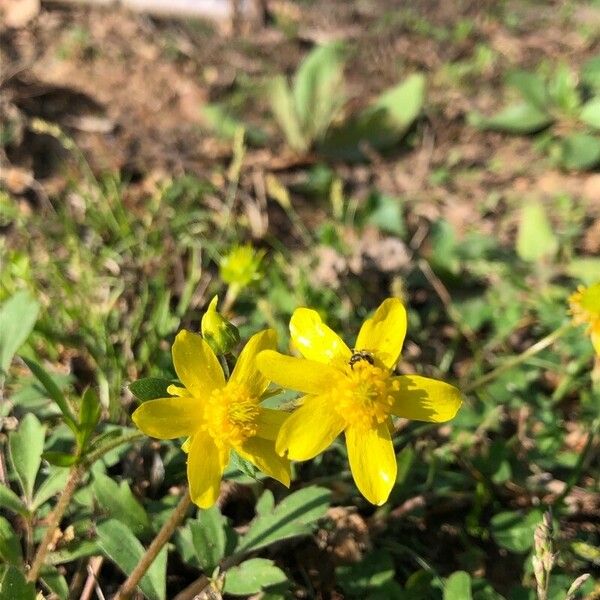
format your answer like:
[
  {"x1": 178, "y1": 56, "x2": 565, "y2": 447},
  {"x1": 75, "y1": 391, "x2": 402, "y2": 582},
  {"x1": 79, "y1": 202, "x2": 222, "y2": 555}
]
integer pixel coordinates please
[
  {"x1": 569, "y1": 282, "x2": 600, "y2": 356},
  {"x1": 220, "y1": 244, "x2": 265, "y2": 289},
  {"x1": 257, "y1": 298, "x2": 463, "y2": 505},
  {"x1": 132, "y1": 329, "x2": 290, "y2": 508}
]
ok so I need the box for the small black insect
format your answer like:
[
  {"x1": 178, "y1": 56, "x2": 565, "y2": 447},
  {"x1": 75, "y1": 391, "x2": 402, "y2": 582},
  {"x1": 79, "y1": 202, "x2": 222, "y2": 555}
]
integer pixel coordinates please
[{"x1": 349, "y1": 350, "x2": 375, "y2": 369}]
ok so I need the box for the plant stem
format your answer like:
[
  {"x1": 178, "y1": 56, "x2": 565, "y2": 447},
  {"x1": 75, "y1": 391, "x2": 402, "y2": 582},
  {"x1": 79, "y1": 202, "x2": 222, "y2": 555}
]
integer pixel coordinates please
[
  {"x1": 464, "y1": 323, "x2": 572, "y2": 394},
  {"x1": 114, "y1": 488, "x2": 192, "y2": 600},
  {"x1": 27, "y1": 463, "x2": 84, "y2": 583}
]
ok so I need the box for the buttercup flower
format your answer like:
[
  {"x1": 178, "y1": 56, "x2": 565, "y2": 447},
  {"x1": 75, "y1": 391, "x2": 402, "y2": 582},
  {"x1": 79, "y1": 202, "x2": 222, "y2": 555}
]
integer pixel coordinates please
[
  {"x1": 257, "y1": 298, "x2": 463, "y2": 505},
  {"x1": 201, "y1": 295, "x2": 240, "y2": 355},
  {"x1": 569, "y1": 282, "x2": 600, "y2": 356},
  {"x1": 132, "y1": 329, "x2": 290, "y2": 508}
]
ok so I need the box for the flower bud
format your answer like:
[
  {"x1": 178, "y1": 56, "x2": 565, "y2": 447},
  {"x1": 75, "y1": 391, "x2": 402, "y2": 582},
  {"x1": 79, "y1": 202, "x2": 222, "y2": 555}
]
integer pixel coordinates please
[{"x1": 201, "y1": 296, "x2": 240, "y2": 355}]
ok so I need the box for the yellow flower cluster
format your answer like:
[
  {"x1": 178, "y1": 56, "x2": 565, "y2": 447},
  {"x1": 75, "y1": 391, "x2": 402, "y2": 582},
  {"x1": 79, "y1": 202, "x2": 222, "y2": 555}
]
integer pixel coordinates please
[{"x1": 132, "y1": 298, "x2": 463, "y2": 507}]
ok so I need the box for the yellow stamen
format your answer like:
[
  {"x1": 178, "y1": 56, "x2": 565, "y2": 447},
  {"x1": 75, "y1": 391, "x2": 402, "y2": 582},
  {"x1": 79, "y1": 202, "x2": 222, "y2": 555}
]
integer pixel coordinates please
[
  {"x1": 203, "y1": 384, "x2": 260, "y2": 448},
  {"x1": 333, "y1": 361, "x2": 398, "y2": 430}
]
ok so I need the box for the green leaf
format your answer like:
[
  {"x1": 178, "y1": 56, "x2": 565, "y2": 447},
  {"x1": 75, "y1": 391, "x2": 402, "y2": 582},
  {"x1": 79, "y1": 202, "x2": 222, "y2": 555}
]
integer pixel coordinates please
[
  {"x1": 372, "y1": 73, "x2": 425, "y2": 136},
  {"x1": 42, "y1": 451, "x2": 78, "y2": 467},
  {"x1": 32, "y1": 468, "x2": 70, "y2": 510},
  {"x1": 516, "y1": 200, "x2": 558, "y2": 262},
  {"x1": 566, "y1": 258, "x2": 600, "y2": 284},
  {"x1": 97, "y1": 519, "x2": 166, "y2": 600},
  {"x1": 223, "y1": 558, "x2": 287, "y2": 596},
  {"x1": 9, "y1": 413, "x2": 45, "y2": 502},
  {"x1": 560, "y1": 133, "x2": 600, "y2": 170},
  {"x1": 236, "y1": 486, "x2": 330, "y2": 553},
  {"x1": 474, "y1": 103, "x2": 552, "y2": 134},
  {"x1": 579, "y1": 98, "x2": 600, "y2": 129},
  {"x1": 490, "y1": 509, "x2": 542, "y2": 553},
  {"x1": 40, "y1": 567, "x2": 69, "y2": 600},
  {"x1": 319, "y1": 74, "x2": 425, "y2": 161},
  {"x1": 47, "y1": 540, "x2": 99, "y2": 565},
  {"x1": 189, "y1": 505, "x2": 226, "y2": 571},
  {"x1": 506, "y1": 70, "x2": 548, "y2": 110},
  {"x1": 0, "y1": 291, "x2": 39, "y2": 374},
  {"x1": 77, "y1": 388, "x2": 101, "y2": 451},
  {"x1": 444, "y1": 571, "x2": 472, "y2": 600},
  {"x1": 269, "y1": 75, "x2": 306, "y2": 153},
  {"x1": 581, "y1": 55, "x2": 600, "y2": 92},
  {"x1": 0, "y1": 516, "x2": 22, "y2": 566},
  {"x1": 293, "y1": 42, "x2": 346, "y2": 141},
  {"x1": 0, "y1": 565, "x2": 36, "y2": 600},
  {"x1": 364, "y1": 193, "x2": 405, "y2": 236},
  {"x1": 92, "y1": 473, "x2": 150, "y2": 538},
  {"x1": 21, "y1": 357, "x2": 77, "y2": 432},
  {"x1": 0, "y1": 484, "x2": 28, "y2": 516},
  {"x1": 202, "y1": 104, "x2": 267, "y2": 146},
  {"x1": 548, "y1": 64, "x2": 580, "y2": 114},
  {"x1": 129, "y1": 378, "x2": 177, "y2": 402}
]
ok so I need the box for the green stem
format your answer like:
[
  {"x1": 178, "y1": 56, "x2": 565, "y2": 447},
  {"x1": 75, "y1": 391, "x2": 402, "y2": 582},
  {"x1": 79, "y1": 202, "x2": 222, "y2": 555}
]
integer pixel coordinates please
[
  {"x1": 115, "y1": 488, "x2": 192, "y2": 600},
  {"x1": 464, "y1": 323, "x2": 572, "y2": 394}
]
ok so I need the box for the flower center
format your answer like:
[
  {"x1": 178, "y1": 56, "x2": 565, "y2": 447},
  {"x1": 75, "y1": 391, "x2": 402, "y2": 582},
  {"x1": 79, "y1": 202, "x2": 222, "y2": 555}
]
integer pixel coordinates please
[
  {"x1": 203, "y1": 384, "x2": 260, "y2": 448},
  {"x1": 333, "y1": 361, "x2": 398, "y2": 430}
]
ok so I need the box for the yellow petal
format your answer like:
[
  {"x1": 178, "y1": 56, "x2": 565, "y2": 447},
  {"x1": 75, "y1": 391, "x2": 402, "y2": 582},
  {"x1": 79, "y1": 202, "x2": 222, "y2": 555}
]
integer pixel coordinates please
[
  {"x1": 355, "y1": 298, "x2": 407, "y2": 370},
  {"x1": 229, "y1": 329, "x2": 277, "y2": 397},
  {"x1": 391, "y1": 375, "x2": 462, "y2": 422},
  {"x1": 172, "y1": 330, "x2": 225, "y2": 398},
  {"x1": 290, "y1": 308, "x2": 351, "y2": 365},
  {"x1": 255, "y1": 408, "x2": 289, "y2": 441},
  {"x1": 132, "y1": 397, "x2": 200, "y2": 439},
  {"x1": 238, "y1": 437, "x2": 291, "y2": 486},
  {"x1": 256, "y1": 350, "x2": 341, "y2": 395},
  {"x1": 275, "y1": 395, "x2": 344, "y2": 460},
  {"x1": 345, "y1": 422, "x2": 396, "y2": 505},
  {"x1": 187, "y1": 433, "x2": 227, "y2": 508}
]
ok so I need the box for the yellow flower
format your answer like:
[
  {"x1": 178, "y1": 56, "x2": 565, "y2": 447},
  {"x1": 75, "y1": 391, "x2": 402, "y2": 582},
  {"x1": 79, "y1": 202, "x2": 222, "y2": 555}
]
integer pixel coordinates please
[
  {"x1": 569, "y1": 282, "x2": 600, "y2": 356},
  {"x1": 132, "y1": 329, "x2": 290, "y2": 508},
  {"x1": 257, "y1": 298, "x2": 463, "y2": 505},
  {"x1": 220, "y1": 244, "x2": 265, "y2": 289}
]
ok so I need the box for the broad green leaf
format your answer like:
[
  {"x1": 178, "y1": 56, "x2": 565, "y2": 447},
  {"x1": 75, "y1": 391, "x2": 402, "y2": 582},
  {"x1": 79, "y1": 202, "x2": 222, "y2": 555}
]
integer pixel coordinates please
[
  {"x1": 21, "y1": 357, "x2": 77, "y2": 431},
  {"x1": 129, "y1": 378, "x2": 178, "y2": 402},
  {"x1": 97, "y1": 519, "x2": 166, "y2": 600},
  {"x1": 202, "y1": 104, "x2": 267, "y2": 146},
  {"x1": 364, "y1": 193, "x2": 405, "y2": 236},
  {"x1": 0, "y1": 565, "x2": 35, "y2": 600},
  {"x1": 581, "y1": 55, "x2": 600, "y2": 91},
  {"x1": 0, "y1": 516, "x2": 22, "y2": 566},
  {"x1": 490, "y1": 509, "x2": 542, "y2": 553},
  {"x1": 548, "y1": 64, "x2": 580, "y2": 114},
  {"x1": 567, "y1": 258, "x2": 600, "y2": 284},
  {"x1": 9, "y1": 413, "x2": 45, "y2": 502},
  {"x1": 444, "y1": 571, "x2": 472, "y2": 600},
  {"x1": 579, "y1": 98, "x2": 600, "y2": 129},
  {"x1": 560, "y1": 133, "x2": 600, "y2": 170},
  {"x1": 0, "y1": 291, "x2": 39, "y2": 374},
  {"x1": 0, "y1": 484, "x2": 28, "y2": 516},
  {"x1": 236, "y1": 486, "x2": 330, "y2": 553},
  {"x1": 223, "y1": 558, "x2": 287, "y2": 596},
  {"x1": 269, "y1": 75, "x2": 306, "y2": 153},
  {"x1": 516, "y1": 201, "x2": 558, "y2": 262},
  {"x1": 319, "y1": 74, "x2": 425, "y2": 161},
  {"x1": 474, "y1": 103, "x2": 552, "y2": 134},
  {"x1": 92, "y1": 473, "x2": 150, "y2": 538},
  {"x1": 293, "y1": 42, "x2": 346, "y2": 141},
  {"x1": 373, "y1": 73, "x2": 425, "y2": 135},
  {"x1": 32, "y1": 468, "x2": 70, "y2": 510},
  {"x1": 190, "y1": 505, "x2": 226, "y2": 571},
  {"x1": 506, "y1": 70, "x2": 548, "y2": 110},
  {"x1": 47, "y1": 539, "x2": 99, "y2": 565}
]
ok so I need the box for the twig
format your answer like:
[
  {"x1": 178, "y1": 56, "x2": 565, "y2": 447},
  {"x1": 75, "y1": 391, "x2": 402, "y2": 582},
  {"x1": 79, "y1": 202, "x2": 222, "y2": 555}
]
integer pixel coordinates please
[
  {"x1": 114, "y1": 488, "x2": 192, "y2": 600},
  {"x1": 80, "y1": 556, "x2": 104, "y2": 600},
  {"x1": 27, "y1": 464, "x2": 85, "y2": 583}
]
